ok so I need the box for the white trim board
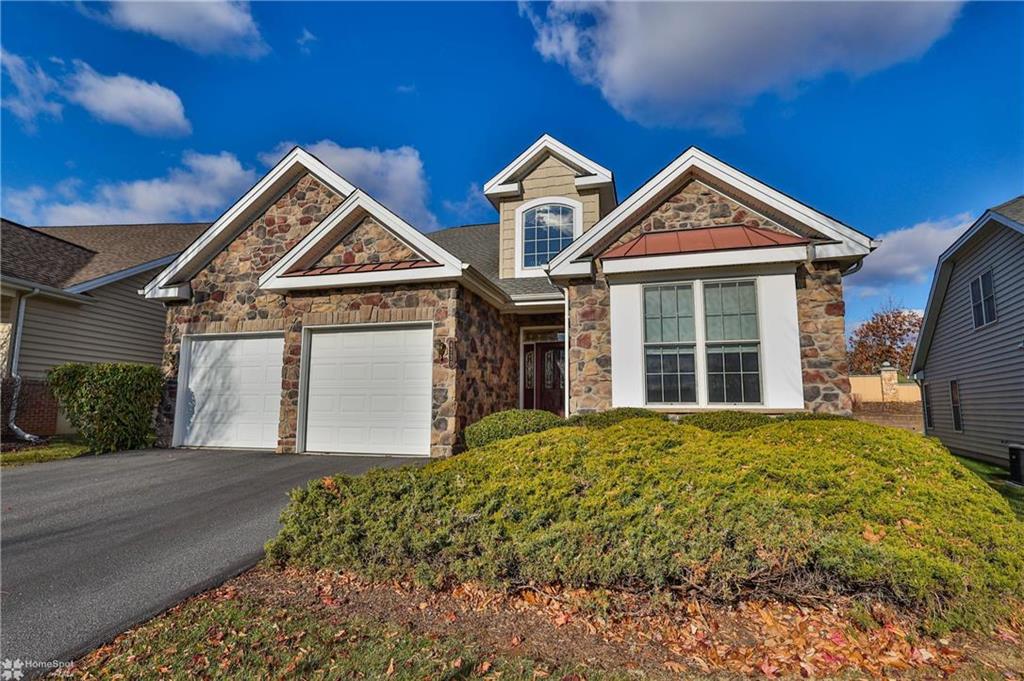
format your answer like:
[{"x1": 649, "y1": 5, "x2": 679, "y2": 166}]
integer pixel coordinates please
[
  {"x1": 911, "y1": 209, "x2": 1024, "y2": 375},
  {"x1": 514, "y1": 196, "x2": 584, "y2": 279},
  {"x1": 549, "y1": 147, "x2": 875, "y2": 277},
  {"x1": 68, "y1": 255, "x2": 176, "y2": 294},
  {"x1": 483, "y1": 133, "x2": 613, "y2": 203},
  {"x1": 259, "y1": 190, "x2": 465, "y2": 291},
  {"x1": 144, "y1": 147, "x2": 357, "y2": 301}
]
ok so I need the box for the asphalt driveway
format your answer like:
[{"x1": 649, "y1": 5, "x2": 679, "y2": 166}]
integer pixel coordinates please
[{"x1": 0, "y1": 448, "x2": 415, "y2": 668}]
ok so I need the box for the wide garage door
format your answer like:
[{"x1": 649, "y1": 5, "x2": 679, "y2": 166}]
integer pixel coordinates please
[
  {"x1": 304, "y1": 326, "x2": 432, "y2": 456},
  {"x1": 180, "y1": 335, "x2": 284, "y2": 449}
]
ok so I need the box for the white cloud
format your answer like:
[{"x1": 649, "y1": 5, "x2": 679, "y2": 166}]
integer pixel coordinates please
[
  {"x1": 297, "y1": 27, "x2": 317, "y2": 54},
  {"x1": 442, "y1": 183, "x2": 493, "y2": 222},
  {"x1": 65, "y1": 61, "x2": 191, "y2": 136},
  {"x1": 846, "y1": 213, "x2": 974, "y2": 295},
  {"x1": 95, "y1": 1, "x2": 268, "y2": 58},
  {"x1": 395, "y1": 84, "x2": 417, "y2": 94},
  {"x1": 520, "y1": 1, "x2": 961, "y2": 132},
  {"x1": 3, "y1": 151, "x2": 256, "y2": 225},
  {"x1": 0, "y1": 48, "x2": 62, "y2": 131},
  {"x1": 260, "y1": 140, "x2": 439, "y2": 230}
]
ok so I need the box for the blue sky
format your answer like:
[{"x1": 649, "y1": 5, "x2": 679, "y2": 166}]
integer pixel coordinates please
[{"x1": 2, "y1": 1, "x2": 1022, "y2": 326}]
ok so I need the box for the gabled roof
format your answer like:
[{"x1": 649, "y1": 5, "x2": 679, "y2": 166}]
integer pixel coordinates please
[
  {"x1": 259, "y1": 190, "x2": 467, "y2": 292},
  {"x1": 601, "y1": 224, "x2": 809, "y2": 260},
  {"x1": 548, "y1": 147, "x2": 875, "y2": 277},
  {"x1": 482, "y1": 133, "x2": 615, "y2": 205},
  {"x1": 36, "y1": 222, "x2": 209, "y2": 289},
  {"x1": 911, "y1": 196, "x2": 1024, "y2": 375},
  {"x1": 1, "y1": 218, "x2": 206, "y2": 294},
  {"x1": 2, "y1": 218, "x2": 96, "y2": 289},
  {"x1": 143, "y1": 147, "x2": 357, "y2": 300},
  {"x1": 425, "y1": 223, "x2": 561, "y2": 298}
]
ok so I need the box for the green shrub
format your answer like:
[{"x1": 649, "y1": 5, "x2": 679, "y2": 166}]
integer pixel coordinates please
[
  {"x1": 463, "y1": 409, "x2": 564, "y2": 449},
  {"x1": 565, "y1": 407, "x2": 667, "y2": 428},
  {"x1": 680, "y1": 410, "x2": 774, "y2": 431},
  {"x1": 268, "y1": 419, "x2": 1024, "y2": 633},
  {"x1": 48, "y1": 363, "x2": 164, "y2": 454},
  {"x1": 777, "y1": 411, "x2": 852, "y2": 423}
]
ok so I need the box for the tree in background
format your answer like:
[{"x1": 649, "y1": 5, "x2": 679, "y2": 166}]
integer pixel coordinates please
[{"x1": 848, "y1": 303, "x2": 923, "y2": 376}]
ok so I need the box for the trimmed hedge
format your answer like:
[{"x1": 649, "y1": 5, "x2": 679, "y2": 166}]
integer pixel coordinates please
[
  {"x1": 680, "y1": 410, "x2": 851, "y2": 432},
  {"x1": 268, "y1": 418, "x2": 1024, "y2": 633},
  {"x1": 48, "y1": 363, "x2": 164, "y2": 454},
  {"x1": 464, "y1": 409, "x2": 564, "y2": 449},
  {"x1": 565, "y1": 407, "x2": 666, "y2": 428}
]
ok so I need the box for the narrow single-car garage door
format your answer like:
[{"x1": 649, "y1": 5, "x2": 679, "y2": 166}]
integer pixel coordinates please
[
  {"x1": 304, "y1": 326, "x2": 432, "y2": 456},
  {"x1": 179, "y1": 335, "x2": 284, "y2": 449}
]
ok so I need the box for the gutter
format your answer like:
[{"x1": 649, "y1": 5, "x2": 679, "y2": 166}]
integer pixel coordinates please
[
  {"x1": 1, "y1": 275, "x2": 94, "y2": 304},
  {"x1": 6, "y1": 289, "x2": 42, "y2": 442}
]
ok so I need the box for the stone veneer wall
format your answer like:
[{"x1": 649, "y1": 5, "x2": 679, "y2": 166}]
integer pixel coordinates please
[
  {"x1": 566, "y1": 179, "x2": 853, "y2": 416},
  {"x1": 313, "y1": 216, "x2": 423, "y2": 268},
  {"x1": 796, "y1": 261, "x2": 852, "y2": 413},
  {"x1": 454, "y1": 288, "x2": 520, "y2": 436},
  {"x1": 156, "y1": 170, "x2": 534, "y2": 456}
]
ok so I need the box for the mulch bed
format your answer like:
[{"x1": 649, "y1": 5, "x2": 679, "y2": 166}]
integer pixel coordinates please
[{"x1": 96, "y1": 565, "x2": 1020, "y2": 679}]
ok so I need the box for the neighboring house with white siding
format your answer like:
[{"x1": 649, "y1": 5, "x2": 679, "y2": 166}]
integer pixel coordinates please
[
  {"x1": 911, "y1": 196, "x2": 1024, "y2": 470},
  {"x1": 0, "y1": 218, "x2": 208, "y2": 437}
]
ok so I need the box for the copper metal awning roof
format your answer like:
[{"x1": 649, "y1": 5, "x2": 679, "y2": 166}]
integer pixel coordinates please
[{"x1": 601, "y1": 224, "x2": 810, "y2": 260}]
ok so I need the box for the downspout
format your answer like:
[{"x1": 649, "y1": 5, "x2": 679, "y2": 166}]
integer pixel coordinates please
[
  {"x1": 562, "y1": 284, "x2": 570, "y2": 418},
  {"x1": 7, "y1": 289, "x2": 42, "y2": 442}
]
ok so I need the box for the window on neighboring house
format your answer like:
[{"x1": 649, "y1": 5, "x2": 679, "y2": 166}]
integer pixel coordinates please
[
  {"x1": 704, "y1": 281, "x2": 761, "y2": 404},
  {"x1": 522, "y1": 203, "x2": 576, "y2": 269},
  {"x1": 922, "y1": 383, "x2": 933, "y2": 429},
  {"x1": 643, "y1": 284, "x2": 697, "y2": 404},
  {"x1": 950, "y1": 380, "x2": 963, "y2": 432},
  {"x1": 969, "y1": 270, "x2": 996, "y2": 328}
]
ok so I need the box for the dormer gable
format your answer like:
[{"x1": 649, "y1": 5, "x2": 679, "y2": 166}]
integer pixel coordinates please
[{"x1": 484, "y1": 134, "x2": 617, "y2": 279}]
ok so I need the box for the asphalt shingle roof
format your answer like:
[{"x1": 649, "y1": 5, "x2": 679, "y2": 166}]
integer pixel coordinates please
[
  {"x1": 992, "y1": 195, "x2": 1024, "y2": 224},
  {"x1": 1, "y1": 219, "x2": 97, "y2": 289},
  {"x1": 33, "y1": 222, "x2": 210, "y2": 286},
  {"x1": 425, "y1": 223, "x2": 561, "y2": 298}
]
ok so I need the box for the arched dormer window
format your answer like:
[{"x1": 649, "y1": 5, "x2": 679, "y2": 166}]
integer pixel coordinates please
[{"x1": 514, "y1": 197, "x2": 583, "y2": 278}]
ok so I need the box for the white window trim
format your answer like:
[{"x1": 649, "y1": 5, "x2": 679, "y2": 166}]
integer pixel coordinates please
[
  {"x1": 969, "y1": 269, "x2": 997, "y2": 330},
  {"x1": 640, "y1": 278, "x2": 764, "y2": 408},
  {"x1": 514, "y1": 196, "x2": 583, "y2": 279}
]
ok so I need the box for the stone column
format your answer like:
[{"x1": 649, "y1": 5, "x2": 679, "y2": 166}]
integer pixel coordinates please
[{"x1": 879, "y1": 362, "x2": 898, "y2": 403}]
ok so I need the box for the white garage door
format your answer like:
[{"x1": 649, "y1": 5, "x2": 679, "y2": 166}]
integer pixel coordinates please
[
  {"x1": 179, "y1": 335, "x2": 284, "y2": 449},
  {"x1": 304, "y1": 326, "x2": 432, "y2": 456}
]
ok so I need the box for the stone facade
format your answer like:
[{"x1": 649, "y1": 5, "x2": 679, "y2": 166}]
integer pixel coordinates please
[
  {"x1": 312, "y1": 217, "x2": 423, "y2": 268},
  {"x1": 612, "y1": 179, "x2": 789, "y2": 248},
  {"x1": 795, "y1": 261, "x2": 852, "y2": 414},
  {"x1": 157, "y1": 170, "x2": 548, "y2": 456},
  {"x1": 567, "y1": 271, "x2": 612, "y2": 413},
  {"x1": 565, "y1": 179, "x2": 854, "y2": 416}
]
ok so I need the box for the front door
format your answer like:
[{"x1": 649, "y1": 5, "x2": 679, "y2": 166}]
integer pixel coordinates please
[{"x1": 522, "y1": 341, "x2": 565, "y2": 416}]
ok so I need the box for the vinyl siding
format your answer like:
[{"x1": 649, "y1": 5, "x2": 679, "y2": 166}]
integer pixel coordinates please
[
  {"x1": 17, "y1": 269, "x2": 166, "y2": 380},
  {"x1": 921, "y1": 223, "x2": 1024, "y2": 464},
  {"x1": 498, "y1": 155, "x2": 603, "y2": 278}
]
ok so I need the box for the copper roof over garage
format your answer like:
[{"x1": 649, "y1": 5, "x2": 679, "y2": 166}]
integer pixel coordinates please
[{"x1": 600, "y1": 224, "x2": 810, "y2": 260}]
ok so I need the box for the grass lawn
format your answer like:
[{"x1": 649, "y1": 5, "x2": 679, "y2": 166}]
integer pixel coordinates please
[
  {"x1": 0, "y1": 436, "x2": 91, "y2": 467},
  {"x1": 957, "y1": 455, "x2": 1024, "y2": 519}
]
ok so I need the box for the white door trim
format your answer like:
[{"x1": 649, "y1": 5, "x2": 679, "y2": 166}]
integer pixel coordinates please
[
  {"x1": 297, "y1": 321, "x2": 434, "y2": 456},
  {"x1": 172, "y1": 330, "x2": 286, "y2": 449}
]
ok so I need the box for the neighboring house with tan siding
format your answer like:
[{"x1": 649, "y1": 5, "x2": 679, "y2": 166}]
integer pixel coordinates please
[
  {"x1": 911, "y1": 196, "x2": 1024, "y2": 471},
  {"x1": 0, "y1": 219, "x2": 207, "y2": 437},
  {"x1": 142, "y1": 136, "x2": 876, "y2": 458}
]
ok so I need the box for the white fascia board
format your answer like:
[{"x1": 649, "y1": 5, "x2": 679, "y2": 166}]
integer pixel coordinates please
[
  {"x1": 67, "y1": 255, "x2": 176, "y2": 294},
  {"x1": 484, "y1": 182, "x2": 521, "y2": 199},
  {"x1": 0, "y1": 276, "x2": 95, "y2": 304},
  {"x1": 910, "y1": 210, "x2": 1022, "y2": 374},
  {"x1": 574, "y1": 175, "x2": 613, "y2": 190},
  {"x1": 144, "y1": 283, "x2": 191, "y2": 300},
  {"x1": 259, "y1": 189, "x2": 466, "y2": 291},
  {"x1": 601, "y1": 245, "x2": 809, "y2": 275},
  {"x1": 483, "y1": 134, "x2": 613, "y2": 196},
  {"x1": 144, "y1": 147, "x2": 356, "y2": 300},
  {"x1": 549, "y1": 147, "x2": 870, "y2": 275}
]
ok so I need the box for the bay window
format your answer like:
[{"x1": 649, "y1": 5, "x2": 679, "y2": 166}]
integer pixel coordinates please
[{"x1": 642, "y1": 278, "x2": 762, "y2": 406}]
